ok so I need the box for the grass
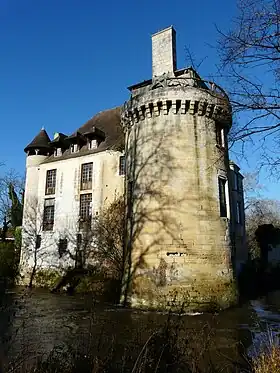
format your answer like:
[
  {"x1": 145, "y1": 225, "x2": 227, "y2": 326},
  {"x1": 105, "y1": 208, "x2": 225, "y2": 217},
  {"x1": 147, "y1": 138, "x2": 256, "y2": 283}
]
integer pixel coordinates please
[
  {"x1": 252, "y1": 329, "x2": 280, "y2": 373},
  {"x1": 253, "y1": 345, "x2": 280, "y2": 372}
]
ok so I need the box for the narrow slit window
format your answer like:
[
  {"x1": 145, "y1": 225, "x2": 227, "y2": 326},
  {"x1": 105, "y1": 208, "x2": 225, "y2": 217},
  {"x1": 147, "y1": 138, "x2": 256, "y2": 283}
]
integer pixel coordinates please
[
  {"x1": 119, "y1": 156, "x2": 126, "y2": 175},
  {"x1": 216, "y1": 123, "x2": 224, "y2": 148},
  {"x1": 236, "y1": 201, "x2": 242, "y2": 224},
  {"x1": 218, "y1": 177, "x2": 227, "y2": 217}
]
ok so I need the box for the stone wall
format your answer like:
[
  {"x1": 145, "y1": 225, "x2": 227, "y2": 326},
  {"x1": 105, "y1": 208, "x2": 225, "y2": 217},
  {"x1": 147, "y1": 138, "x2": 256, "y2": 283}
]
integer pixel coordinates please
[{"x1": 122, "y1": 81, "x2": 238, "y2": 311}]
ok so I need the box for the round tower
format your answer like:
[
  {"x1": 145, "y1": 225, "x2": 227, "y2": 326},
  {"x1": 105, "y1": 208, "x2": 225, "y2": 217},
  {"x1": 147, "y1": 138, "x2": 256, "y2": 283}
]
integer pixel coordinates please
[
  {"x1": 24, "y1": 128, "x2": 52, "y2": 201},
  {"x1": 121, "y1": 27, "x2": 237, "y2": 311}
]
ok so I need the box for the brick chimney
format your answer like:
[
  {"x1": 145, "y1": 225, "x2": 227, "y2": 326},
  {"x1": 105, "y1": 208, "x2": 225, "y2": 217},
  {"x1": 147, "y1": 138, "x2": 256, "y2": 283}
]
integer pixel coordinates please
[{"x1": 152, "y1": 26, "x2": 177, "y2": 78}]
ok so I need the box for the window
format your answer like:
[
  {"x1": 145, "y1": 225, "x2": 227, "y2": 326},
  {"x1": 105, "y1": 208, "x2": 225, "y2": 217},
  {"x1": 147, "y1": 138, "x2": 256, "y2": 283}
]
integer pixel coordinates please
[
  {"x1": 43, "y1": 198, "x2": 55, "y2": 231},
  {"x1": 233, "y1": 172, "x2": 238, "y2": 191},
  {"x1": 54, "y1": 148, "x2": 62, "y2": 157},
  {"x1": 119, "y1": 156, "x2": 126, "y2": 175},
  {"x1": 79, "y1": 193, "x2": 92, "y2": 221},
  {"x1": 71, "y1": 144, "x2": 79, "y2": 153},
  {"x1": 236, "y1": 201, "x2": 242, "y2": 224},
  {"x1": 237, "y1": 176, "x2": 242, "y2": 193},
  {"x1": 88, "y1": 139, "x2": 98, "y2": 150},
  {"x1": 81, "y1": 163, "x2": 93, "y2": 190},
  {"x1": 216, "y1": 123, "x2": 224, "y2": 148},
  {"x1": 218, "y1": 177, "x2": 227, "y2": 217},
  {"x1": 58, "y1": 238, "x2": 68, "y2": 258},
  {"x1": 45, "y1": 169, "x2": 57, "y2": 195}
]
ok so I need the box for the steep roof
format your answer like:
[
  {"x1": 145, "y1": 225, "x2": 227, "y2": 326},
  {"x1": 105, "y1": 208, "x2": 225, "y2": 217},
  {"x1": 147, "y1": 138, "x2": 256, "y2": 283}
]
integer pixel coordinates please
[
  {"x1": 42, "y1": 106, "x2": 124, "y2": 164},
  {"x1": 77, "y1": 106, "x2": 124, "y2": 151},
  {"x1": 24, "y1": 129, "x2": 51, "y2": 153}
]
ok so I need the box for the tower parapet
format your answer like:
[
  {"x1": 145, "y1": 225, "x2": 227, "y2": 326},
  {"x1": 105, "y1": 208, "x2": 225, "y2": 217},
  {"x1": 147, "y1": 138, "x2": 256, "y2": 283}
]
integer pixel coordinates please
[
  {"x1": 121, "y1": 28, "x2": 238, "y2": 311},
  {"x1": 123, "y1": 74, "x2": 231, "y2": 127}
]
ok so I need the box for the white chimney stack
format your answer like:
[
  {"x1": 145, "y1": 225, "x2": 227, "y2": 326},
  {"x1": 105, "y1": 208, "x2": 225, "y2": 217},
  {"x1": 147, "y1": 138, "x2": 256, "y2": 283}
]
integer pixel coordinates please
[{"x1": 152, "y1": 26, "x2": 177, "y2": 78}]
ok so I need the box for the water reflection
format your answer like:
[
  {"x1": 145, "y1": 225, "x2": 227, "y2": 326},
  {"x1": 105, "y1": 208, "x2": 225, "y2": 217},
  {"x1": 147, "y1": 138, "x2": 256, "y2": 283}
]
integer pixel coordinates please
[{"x1": 1, "y1": 288, "x2": 280, "y2": 372}]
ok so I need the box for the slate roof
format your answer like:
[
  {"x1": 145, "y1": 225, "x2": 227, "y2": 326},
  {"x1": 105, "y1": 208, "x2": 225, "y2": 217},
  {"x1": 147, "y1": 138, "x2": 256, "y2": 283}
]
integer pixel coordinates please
[
  {"x1": 42, "y1": 106, "x2": 124, "y2": 164},
  {"x1": 77, "y1": 107, "x2": 123, "y2": 150},
  {"x1": 24, "y1": 129, "x2": 51, "y2": 153}
]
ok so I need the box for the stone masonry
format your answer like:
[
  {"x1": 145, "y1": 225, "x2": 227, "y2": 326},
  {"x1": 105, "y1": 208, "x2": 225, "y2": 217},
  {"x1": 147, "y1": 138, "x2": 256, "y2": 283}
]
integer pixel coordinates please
[{"x1": 121, "y1": 27, "x2": 247, "y2": 311}]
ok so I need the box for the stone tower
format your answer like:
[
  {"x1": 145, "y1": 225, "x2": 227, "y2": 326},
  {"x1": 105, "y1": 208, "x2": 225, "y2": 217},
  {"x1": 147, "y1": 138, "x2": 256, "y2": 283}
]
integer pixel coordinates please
[{"x1": 121, "y1": 27, "x2": 239, "y2": 311}]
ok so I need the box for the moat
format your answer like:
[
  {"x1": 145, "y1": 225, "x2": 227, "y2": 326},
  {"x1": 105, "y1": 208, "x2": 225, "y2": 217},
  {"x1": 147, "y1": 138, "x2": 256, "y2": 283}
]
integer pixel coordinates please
[{"x1": 1, "y1": 288, "x2": 280, "y2": 372}]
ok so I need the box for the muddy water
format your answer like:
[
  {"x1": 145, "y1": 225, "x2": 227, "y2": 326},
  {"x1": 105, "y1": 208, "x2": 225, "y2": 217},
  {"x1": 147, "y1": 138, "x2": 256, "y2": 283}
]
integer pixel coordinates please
[{"x1": 1, "y1": 288, "x2": 280, "y2": 372}]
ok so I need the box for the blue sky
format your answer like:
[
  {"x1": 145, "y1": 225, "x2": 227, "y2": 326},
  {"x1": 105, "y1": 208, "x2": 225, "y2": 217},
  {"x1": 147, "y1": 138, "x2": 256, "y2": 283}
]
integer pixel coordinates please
[{"x1": 0, "y1": 0, "x2": 278, "y2": 199}]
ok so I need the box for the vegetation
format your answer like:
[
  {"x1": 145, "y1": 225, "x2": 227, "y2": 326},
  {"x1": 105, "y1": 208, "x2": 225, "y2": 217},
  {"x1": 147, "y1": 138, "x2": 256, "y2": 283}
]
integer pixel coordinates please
[
  {"x1": 218, "y1": 0, "x2": 280, "y2": 166},
  {"x1": 34, "y1": 269, "x2": 62, "y2": 289},
  {"x1": 0, "y1": 169, "x2": 24, "y2": 230},
  {"x1": 245, "y1": 198, "x2": 280, "y2": 260},
  {"x1": 0, "y1": 241, "x2": 19, "y2": 291},
  {"x1": 253, "y1": 345, "x2": 280, "y2": 373}
]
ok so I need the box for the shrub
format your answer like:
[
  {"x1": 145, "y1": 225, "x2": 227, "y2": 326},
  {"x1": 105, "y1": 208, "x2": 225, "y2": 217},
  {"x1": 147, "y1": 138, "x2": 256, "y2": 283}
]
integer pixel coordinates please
[
  {"x1": 34, "y1": 269, "x2": 62, "y2": 288},
  {"x1": 0, "y1": 241, "x2": 19, "y2": 289}
]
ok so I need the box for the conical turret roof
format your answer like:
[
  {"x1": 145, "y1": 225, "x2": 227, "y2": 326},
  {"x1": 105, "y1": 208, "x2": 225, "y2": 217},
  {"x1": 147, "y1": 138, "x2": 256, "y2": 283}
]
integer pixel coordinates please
[{"x1": 24, "y1": 128, "x2": 51, "y2": 153}]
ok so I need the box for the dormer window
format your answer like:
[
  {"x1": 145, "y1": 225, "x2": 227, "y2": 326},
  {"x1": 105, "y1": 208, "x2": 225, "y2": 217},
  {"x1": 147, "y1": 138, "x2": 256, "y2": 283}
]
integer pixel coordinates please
[
  {"x1": 88, "y1": 139, "x2": 98, "y2": 150},
  {"x1": 71, "y1": 144, "x2": 79, "y2": 153},
  {"x1": 54, "y1": 148, "x2": 62, "y2": 157}
]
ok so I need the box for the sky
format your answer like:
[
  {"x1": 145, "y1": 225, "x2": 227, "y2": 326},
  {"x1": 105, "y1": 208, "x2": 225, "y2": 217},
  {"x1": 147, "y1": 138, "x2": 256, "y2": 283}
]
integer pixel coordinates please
[{"x1": 0, "y1": 0, "x2": 278, "y2": 199}]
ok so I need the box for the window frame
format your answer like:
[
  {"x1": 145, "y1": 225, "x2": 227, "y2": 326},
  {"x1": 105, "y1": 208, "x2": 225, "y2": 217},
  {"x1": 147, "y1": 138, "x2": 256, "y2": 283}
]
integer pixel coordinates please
[
  {"x1": 88, "y1": 139, "x2": 98, "y2": 150},
  {"x1": 43, "y1": 198, "x2": 55, "y2": 231},
  {"x1": 79, "y1": 193, "x2": 92, "y2": 221},
  {"x1": 70, "y1": 143, "x2": 79, "y2": 153},
  {"x1": 80, "y1": 162, "x2": 93, "y2": 190},
  {"x1": 45, "y1": 169, "x2": 57, "y2": 195},
  {"x1": 119, "y1": 155, "x2": 126, "y2": 176},
  {"x1": 54, "y1": 148, "x2": 62, "y2": 157},
  {"x1": 215, "y1": 122, "x2": 225, "y2": 148}
]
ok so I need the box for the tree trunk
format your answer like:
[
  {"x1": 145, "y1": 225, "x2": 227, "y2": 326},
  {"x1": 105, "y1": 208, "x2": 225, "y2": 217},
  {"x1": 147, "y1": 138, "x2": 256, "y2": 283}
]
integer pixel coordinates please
[{"x1": 28, "y1": 264, "x2": 36, "y2": 288}]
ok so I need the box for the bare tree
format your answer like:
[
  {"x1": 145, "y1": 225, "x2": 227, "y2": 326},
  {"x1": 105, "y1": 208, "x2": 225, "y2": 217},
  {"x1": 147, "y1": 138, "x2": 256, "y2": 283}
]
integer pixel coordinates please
[
  {"x1": 243, "y1": 171, "x2": 264, "y2": 210},
  {"x1": 217, "y1": 0, "x2": 280, "y2": 169},
  {"x1": 93, "y1": 197, "x2": 125, "y2": 281},
  {"x1": 57, "y1": 217, "x2": 97, "y2": 270},
  {"x1": 52, "y1": 198, "x2": 124, "y2": 294},
  {"x1": 21, "y1": 197, "x2": 55, "y2": 288}
]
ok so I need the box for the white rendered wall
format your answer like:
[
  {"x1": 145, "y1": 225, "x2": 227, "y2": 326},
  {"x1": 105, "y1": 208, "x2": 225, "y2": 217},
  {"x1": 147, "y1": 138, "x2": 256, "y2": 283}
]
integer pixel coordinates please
[{"x1": 21, "y1": 150, "x2": 124, "y2": 279}]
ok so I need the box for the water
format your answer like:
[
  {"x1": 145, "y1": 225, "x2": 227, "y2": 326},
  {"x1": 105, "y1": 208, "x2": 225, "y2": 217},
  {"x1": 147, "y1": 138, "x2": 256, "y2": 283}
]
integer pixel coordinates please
[{"x1": 1, "y1": 288, "x2": 280, "y2": 372}]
